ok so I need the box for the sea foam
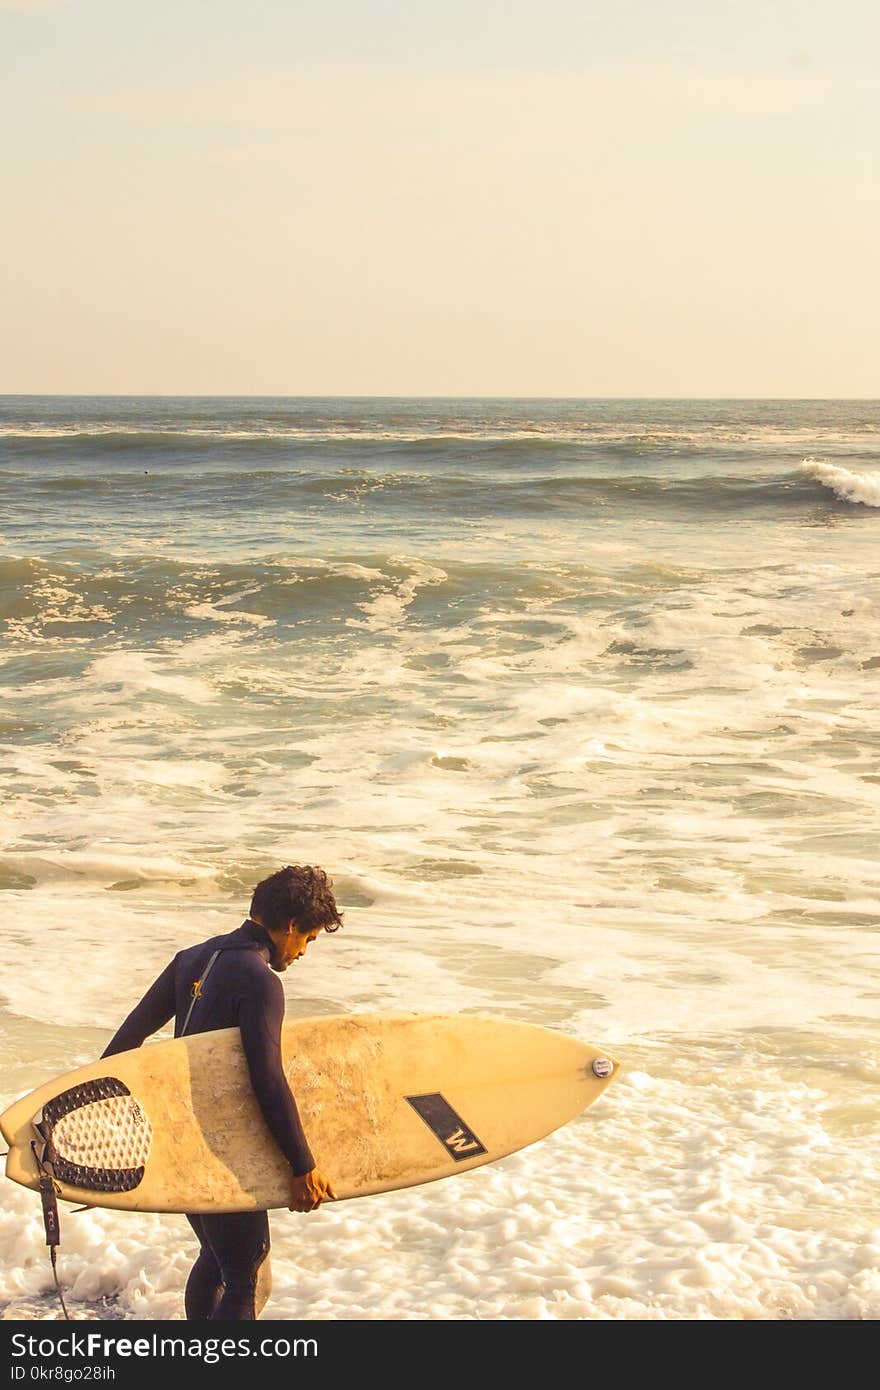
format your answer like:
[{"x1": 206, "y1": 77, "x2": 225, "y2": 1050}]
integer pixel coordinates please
[
  {"x1": 801, "y1": 457, "x2": 880, "y2": 508},
  {"x1": 3, "y1": 397, "x2": 880, "y2": 1321}
]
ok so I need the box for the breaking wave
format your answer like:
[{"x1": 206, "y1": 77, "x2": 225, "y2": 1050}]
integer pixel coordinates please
[{"x1": 800, "y1": 457, "x2": 880, "y2": 508}]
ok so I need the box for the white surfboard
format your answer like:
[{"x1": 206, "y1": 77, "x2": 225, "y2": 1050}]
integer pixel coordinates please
[{"x1": 1, "y1": 1013, "x2": 619, "y2": 1213}]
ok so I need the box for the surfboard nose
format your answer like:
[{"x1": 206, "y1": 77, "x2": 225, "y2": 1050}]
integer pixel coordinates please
[{"x1": 588, "y1": 1055, "x2": 619, "y2": 1081}]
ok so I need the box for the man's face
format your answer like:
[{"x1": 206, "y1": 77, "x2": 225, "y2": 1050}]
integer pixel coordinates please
[{"x1": 273, "y1": 922, "x2": 320, "y2": 972}]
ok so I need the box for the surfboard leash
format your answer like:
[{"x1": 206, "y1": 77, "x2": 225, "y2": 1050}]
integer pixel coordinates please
[{"x1": 31, "y1": 1138, "x2": 71, "y2": 1321}]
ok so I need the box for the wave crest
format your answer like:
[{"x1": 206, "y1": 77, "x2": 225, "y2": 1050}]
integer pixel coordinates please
[{"x1": 800, "y1": 458, "x2": 880, "y2": 508}]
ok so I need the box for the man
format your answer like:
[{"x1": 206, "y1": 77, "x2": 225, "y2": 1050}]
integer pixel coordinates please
[{"x1": 102, "y1": 864, "x2": 342, "y2": 1321}]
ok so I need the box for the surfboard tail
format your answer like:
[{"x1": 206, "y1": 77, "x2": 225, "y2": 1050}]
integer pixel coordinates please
[{"x1": 0, "y1": 1106, "x2": 15, "y2": 1147}]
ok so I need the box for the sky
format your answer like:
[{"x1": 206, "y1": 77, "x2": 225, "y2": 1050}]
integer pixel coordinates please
[{"x1": 2, "y1": 0, "x2": 879, "y2": 396}]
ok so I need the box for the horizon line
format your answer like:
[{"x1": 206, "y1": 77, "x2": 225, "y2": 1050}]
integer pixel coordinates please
[{"x1": 2, "y1": 393, "x2": 880, "y2": 403}]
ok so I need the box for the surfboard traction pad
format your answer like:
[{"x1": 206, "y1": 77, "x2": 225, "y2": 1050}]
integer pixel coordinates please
[{"x1": 35, "y1": 1077, "x2": 152, "y2": 1194}]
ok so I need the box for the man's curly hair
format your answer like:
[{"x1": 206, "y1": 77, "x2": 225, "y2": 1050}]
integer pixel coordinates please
[{"x1": 250, "y1": 865, "x2": 343, "y2": 934}]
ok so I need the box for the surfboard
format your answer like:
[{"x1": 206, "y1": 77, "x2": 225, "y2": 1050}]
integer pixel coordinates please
[{"x1": 1, "y1": 1013, "x2": 619, "y2": 1213}]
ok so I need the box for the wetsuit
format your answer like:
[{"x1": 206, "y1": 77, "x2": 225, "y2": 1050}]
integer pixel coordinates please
[{"x1": 102, "y1": 919, "x2": 313, "y2": 1320}]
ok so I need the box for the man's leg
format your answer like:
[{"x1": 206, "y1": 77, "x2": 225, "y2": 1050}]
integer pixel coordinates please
[
  {"x1": 194, "y1": 1210, "x2": 271, "y2": 1321},
  {"x1": 184, "y1": 1214, "x2": 224, "y2": 1320}
]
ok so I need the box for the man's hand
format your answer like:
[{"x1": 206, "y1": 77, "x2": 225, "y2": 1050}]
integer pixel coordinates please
[{"x1": 289, "y1": 1167, "x2": 337, "y2": 1212}]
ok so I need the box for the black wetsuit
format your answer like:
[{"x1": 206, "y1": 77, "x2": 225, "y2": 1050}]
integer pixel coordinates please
[{"x1": 103, "y1": 919, "x2": 313, "y2": 1320}]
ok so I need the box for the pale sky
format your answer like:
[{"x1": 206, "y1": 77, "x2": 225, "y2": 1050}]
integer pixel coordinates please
[{"x1": 3, "y1": 0, "x2": 878, "y2": 396}]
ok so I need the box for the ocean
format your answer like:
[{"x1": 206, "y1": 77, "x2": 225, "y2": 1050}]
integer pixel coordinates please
[{"x1": 1, "y1": 396, "x2": 878, "y2": 1320}]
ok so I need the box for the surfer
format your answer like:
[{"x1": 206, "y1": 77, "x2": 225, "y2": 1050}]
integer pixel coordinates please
[{"x1": 102, "y1": 864, "x2": 343, "y2": 1321}]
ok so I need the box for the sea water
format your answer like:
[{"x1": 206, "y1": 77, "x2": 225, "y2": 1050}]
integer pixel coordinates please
[{"x1": 1, "y1": 397, "x2": 878, "y2": 1320}]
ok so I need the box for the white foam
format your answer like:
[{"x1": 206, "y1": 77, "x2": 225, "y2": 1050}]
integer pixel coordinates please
[
  {"x1": 2, "y1": 422, "x2": 877, "y2": 449},
  {"x1": 3, "y1": 526, "x2": 880, "y2": 1319},
  {"x1": 183, "y1": 602, "x2": 273, "y2": 627},
  {"x1": 347, "y1": 557, "x2": 447, "y2": 631},
  {"x1": 801, "y1": 458, "x2": 880, "y2": 508},
  {"x1": 82, "y1": 652, "x2": 218, "y2": 705}
]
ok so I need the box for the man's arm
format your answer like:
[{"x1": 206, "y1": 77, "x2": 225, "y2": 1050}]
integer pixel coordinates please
[
  {"x1": 237, "y1": 970, "x2": 317, "y2": 1177},
  {"x1": 101, "y1": 959, "x2": 177, "y2": 1058}
]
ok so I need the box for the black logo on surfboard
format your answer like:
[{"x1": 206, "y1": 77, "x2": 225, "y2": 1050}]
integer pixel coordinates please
[{"x1": 405, "y1": 1093, "x2": 488, "y2": 1162}]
